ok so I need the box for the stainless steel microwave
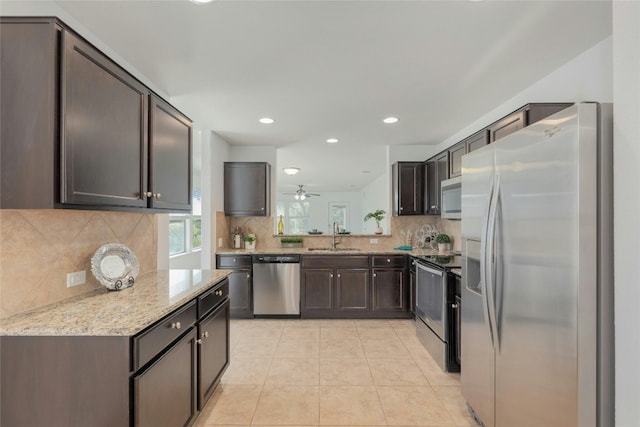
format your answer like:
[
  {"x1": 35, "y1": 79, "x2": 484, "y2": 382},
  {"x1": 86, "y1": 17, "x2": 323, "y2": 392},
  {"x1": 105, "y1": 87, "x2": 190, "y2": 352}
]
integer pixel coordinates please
[{"x1": 441, "y1": 176, "x2": 461, "y2": 219}]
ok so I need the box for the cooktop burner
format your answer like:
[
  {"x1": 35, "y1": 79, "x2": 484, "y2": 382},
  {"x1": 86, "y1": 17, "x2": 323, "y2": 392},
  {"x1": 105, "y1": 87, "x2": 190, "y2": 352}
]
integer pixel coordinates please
[{"x1": 416, "y1": 254, "x2": 462, "y2": 269}]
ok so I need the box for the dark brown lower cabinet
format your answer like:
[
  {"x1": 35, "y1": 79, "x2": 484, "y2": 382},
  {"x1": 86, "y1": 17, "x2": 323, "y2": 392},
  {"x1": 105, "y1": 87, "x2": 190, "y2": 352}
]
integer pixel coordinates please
[
  {"x1": 0, "y1": 279, "x2": 230, "y2": 427},
  {"x1": 372, "y1": 268, "x2": 407, "y2": 313},
  {"x1": 335, "y1": 268, "x2": 370, "y2": 312},
  {"x1": 198, "y1": 299, "x2": 230, "y2": 408},
  {"x1": 134, "y1": 328, "x2": 198, "y2": 427},
  {"x1": 228, "y1": 270, "x2": 253, "y2": 318},
  {"x1": 301, "y1": 255, "x2": 409, "y2": 319},
  {"x1": 301, "y1": 268, "x2": 335, "y2": 315}
]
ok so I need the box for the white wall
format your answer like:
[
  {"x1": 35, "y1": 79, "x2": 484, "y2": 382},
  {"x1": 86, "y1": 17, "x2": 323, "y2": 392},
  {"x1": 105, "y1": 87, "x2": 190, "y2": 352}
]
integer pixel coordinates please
[
  {"x1": 613, "y1": 2, "x2": 640, "y2": 425},
  {"x1": 431, "y1": 36, "x2": 614, "y2": 158},
  {"x1": 362, "y1": 172, "x2": 390, "y2": 234}
]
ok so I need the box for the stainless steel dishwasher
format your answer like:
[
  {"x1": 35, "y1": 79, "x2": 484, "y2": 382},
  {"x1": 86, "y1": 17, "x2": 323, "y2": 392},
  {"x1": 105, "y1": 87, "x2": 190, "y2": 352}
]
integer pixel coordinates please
[{"x1": 252, "y1": 254, "x2": 301, "y2": 316}]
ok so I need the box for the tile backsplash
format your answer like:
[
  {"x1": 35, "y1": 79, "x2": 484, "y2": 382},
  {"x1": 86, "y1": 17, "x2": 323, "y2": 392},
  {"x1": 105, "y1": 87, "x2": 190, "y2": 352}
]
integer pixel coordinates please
[{"x1": 0, "y1": 210, "x2": 157, "y2": 319}]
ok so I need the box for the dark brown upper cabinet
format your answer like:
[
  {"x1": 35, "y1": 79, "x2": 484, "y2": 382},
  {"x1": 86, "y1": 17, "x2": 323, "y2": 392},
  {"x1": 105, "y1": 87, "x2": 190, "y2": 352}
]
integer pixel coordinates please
[
  {"x1": 61, "y1": 29, "x2": 149, "y2": 208},
  {"x1": 424, "y1": 151, "x2": 449, "y2": 215},
  {"x1": 0, "y1": 17, "x2": 192, "y2": 212},
  {"x1": 224, "y1": 162, "x2": 271, "y2": 216},
  {"x1": 449, "y1": 130, "x2": 489, "y2": 178},
  {"x1": 392, "y1": 162, "x2": 423, "y2": 216},
  {"x1": 148, "y1": 95, "x2": 192, "y2": 211},
  {"x1": 488, "y1": 103, "x2": 573, "y2": 143},
  {"x1": 1, "y1": 18, "x2": 60, "y2": 209}
]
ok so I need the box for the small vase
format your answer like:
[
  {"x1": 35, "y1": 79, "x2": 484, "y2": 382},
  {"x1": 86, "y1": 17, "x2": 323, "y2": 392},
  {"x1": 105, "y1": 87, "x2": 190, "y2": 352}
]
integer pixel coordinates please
[
  {"x1": 374, "y1": 226, "x2": 383, "y2": 235},
  {"x1": 438, "y1": 243, "x2": 449, "y2": 252}
]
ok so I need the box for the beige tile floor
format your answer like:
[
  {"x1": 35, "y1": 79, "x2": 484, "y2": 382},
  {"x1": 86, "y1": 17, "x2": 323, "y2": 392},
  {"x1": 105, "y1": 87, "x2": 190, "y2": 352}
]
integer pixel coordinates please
[{"x1": 195, "y1": 318, "x2": 477, "y2": 427}]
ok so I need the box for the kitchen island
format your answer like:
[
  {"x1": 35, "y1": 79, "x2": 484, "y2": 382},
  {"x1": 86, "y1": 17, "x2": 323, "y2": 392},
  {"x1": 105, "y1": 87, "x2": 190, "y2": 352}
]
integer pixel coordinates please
[{"x1": 1, "y1": 269, "x2": 232, "y2": 427}]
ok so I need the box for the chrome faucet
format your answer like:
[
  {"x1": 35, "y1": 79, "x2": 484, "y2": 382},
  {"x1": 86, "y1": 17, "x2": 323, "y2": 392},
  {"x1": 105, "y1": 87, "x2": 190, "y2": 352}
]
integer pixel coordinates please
[{"x1": 331, "y1": 222, "x2": 342, "y2": 249}]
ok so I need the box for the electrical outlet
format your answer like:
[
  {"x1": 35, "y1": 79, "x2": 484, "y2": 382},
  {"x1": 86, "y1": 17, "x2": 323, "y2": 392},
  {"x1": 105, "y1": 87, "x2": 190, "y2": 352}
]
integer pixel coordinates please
[
  {"x1": 66, "y1": 271, "x2": 86, "y2": 287},
  {"x1": 218, "y1": 237, "x2": 223, "y2": 248},
  {"x1": 370, "y1": 238, "x2": 379, "y2": 244}
]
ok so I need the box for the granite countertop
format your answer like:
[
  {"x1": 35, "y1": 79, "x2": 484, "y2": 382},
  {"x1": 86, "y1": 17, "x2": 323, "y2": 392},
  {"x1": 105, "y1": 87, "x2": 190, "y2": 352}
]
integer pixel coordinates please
[
  {"x1": 216, "y1": 248, "x2": 458, "y2": 257},
  {"x1": 0, "y1": 269, "x2": 231, "y2": 337},
  {"x1": 450, "y1": 268, "x2": 462, "y2": 276}
]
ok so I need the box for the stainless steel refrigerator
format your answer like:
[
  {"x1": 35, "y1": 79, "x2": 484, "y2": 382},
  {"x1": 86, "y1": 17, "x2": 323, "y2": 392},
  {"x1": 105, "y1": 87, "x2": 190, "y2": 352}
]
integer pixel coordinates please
[{"x1": 460, "y1": 102, "x2": 614, "y2": 427}]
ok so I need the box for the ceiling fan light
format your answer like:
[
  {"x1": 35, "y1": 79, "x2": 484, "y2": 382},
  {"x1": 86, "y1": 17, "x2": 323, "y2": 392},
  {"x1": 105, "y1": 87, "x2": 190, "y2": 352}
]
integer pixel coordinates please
[
  {"x1": 299, "y1": 194, "x2": 306, "y2": 200},
  {"x1": 283, "y1": 167, "x2": 300, "y2": 175},
  {"x1": 294, "y1": 194, "x2": 300, "y2": 200}
]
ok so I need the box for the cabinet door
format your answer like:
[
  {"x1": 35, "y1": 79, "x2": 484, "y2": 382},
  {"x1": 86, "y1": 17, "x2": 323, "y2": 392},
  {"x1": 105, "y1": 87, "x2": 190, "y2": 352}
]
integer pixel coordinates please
[
  {"x1": 61, "y1": 30, "x2": 148, "y2": 208},
  {"x1": 1, "y1": 19, "x2": 58, "y2": 209},
  {"x1": 372, "y1": 269, "x2": 406, "y2": 312},
  {"x1": 448, "y1": 142, "x2": 466, "y2": 178},
  {"x1": 488, "y1": 110, "x2": 525, "y2": 142},
  {"x1": 134, "y1": 328, "x2": 197, "y2": 427},
  {"x1": 335, "y1": 268, "x2": 370, "y2": 312},
  {"x1": 393, "y1": 162, "x2": 423, "y2": 215},
  {"x1": 149, "y1": 95, "x2": 192, "y2": 211},
  {"x1": 198, "y1": 299, "x2": 230, "y2": 409},
  {"x1": 224, "y1": 162, "x2": 271, "y2": 216},
  {"x1": 301, "y1": 269, "x2": 334, "y2": 315},
  {"x1": 229, "y1": 270, "x2": 253, "y2": 318},
  {"x1": 466, "y1": 129, "x2": 489, "y2": 154},
  {"x1": 426, "y1": 151, "x2": 448, "y2": 215}
]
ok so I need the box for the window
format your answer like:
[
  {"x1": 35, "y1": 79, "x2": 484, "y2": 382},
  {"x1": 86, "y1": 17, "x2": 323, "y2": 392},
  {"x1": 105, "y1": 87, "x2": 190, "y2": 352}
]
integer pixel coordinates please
[
  {"x1": 169, "y1": 219, "x2": 187, "y2": 255},
  {"x1": 276, "y1": 200, "x2": 310, "y2": 234},
  {"x1": 169, "y1": 189, "x2": 202, "y2": 257},
  {"x1": 329, "y1": 202, "x2": 349, "y2": 231}
]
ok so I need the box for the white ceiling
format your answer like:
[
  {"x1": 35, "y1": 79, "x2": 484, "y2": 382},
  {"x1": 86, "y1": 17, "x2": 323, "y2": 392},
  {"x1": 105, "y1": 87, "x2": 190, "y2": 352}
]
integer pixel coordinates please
[{"x1": 51, "y1": 0, "x2": 612, "y2": 193}]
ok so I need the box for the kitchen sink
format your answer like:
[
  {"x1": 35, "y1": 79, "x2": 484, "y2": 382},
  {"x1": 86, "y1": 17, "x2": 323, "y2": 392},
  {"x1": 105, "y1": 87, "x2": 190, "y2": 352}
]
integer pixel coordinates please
[{"x1": 307, "y1": 247, "x2": 360, "y2": 252}]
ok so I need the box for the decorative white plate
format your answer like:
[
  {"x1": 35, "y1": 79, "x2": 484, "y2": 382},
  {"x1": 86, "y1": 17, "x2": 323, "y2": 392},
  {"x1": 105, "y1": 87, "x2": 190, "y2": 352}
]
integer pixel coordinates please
[{"x1": 91, "y1": 243, "x2": 139, "y2": 291}]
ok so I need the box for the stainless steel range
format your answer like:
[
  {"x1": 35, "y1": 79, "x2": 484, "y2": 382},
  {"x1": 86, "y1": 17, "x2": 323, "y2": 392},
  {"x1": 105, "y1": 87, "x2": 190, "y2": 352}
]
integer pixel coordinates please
[{"x1": 414, "y1": 254, "x2": 461, "y2": 372}]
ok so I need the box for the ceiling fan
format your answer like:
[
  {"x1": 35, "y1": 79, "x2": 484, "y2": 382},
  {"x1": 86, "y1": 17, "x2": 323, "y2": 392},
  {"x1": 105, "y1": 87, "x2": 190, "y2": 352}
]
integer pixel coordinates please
[{"x1": 283, "y1": 185, "x2": 320, "y2": 200}]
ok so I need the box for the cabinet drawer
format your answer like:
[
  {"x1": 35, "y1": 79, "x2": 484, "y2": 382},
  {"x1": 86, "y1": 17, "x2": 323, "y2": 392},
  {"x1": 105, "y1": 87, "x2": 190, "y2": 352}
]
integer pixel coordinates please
[
  {"x1": 302, "y1": 255, "x2": 369, "y2": 269},
  {"x1": 216, "y1": 254, "x2": 252, "y2": 269},
  {"x1": 198, "y1": 279, "x2": 229, "y2": 318},
  {"x1": 372, "y1": 255, "x2": 406, "y2": 268},
  {"x1": 133, "y1": 300, "x2": 197, "y2": 370}
]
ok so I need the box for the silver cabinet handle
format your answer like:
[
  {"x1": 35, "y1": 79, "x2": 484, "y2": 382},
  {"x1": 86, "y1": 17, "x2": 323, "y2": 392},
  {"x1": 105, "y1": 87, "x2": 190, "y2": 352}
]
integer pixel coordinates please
[
  {"x1": 246, "y1": 274, "x2": 250, "y2": 279},
  {"x1": 431, "y1": 205, "x2": 438, "y2": 210},
  {"x1": 155, "y1": 193, "x2": 161, "y2": 199},
  {"x1": 387, "y1": 258, "x2": 391, "y2": 263},
  {"x1": 145, "y1": 191, "x2": 153, "y2": 198},
  {"x1": 337, "y1": 273, "x2": 341, "y2": 278},
  {"x1": 373, "y1": 273, "x2": 377, "y2": 278},
  {"x1": 196, "y1": 339, "x2": 203, "y2": 345},
  {"x1": 170, "y1": 321, "x2": 182, "y2": 329},
  {"x1": 399, "y1": 206, "x2": 404, "y2": 210},
  {"x1": 215, "y1": 290, "x2": 223, "y2": 296},
  {"x1": 452, "y1": 303, "x2": 459, "y2": 309},
  {"x1": 233, "y1": 258, "x2": 237, "y2": 262},
  {"x1": 330, "y1": 273, "x2": 333, "y2": 278},
  {"x1": 202, "y1": 331, "x2": 209, "y2": 338}
]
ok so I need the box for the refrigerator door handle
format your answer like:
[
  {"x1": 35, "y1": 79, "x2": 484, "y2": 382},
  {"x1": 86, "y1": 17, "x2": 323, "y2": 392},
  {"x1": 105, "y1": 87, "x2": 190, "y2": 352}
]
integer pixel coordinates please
[
  {"x1": 490, "y1": 175, "x2": 503, "y2": 351},
  {"x1": 481, "y1": 176, "x2": 496, "y2": 348},
  {"x1": 485, "y1": 173, "x2": 501, "y2": 351}
]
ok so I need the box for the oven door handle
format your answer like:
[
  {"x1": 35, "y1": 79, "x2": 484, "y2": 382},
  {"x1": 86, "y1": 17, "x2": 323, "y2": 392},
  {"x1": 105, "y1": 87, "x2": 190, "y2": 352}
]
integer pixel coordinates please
[{"x1": 416, "y1": 263, "x2": 443, "y2": 277}]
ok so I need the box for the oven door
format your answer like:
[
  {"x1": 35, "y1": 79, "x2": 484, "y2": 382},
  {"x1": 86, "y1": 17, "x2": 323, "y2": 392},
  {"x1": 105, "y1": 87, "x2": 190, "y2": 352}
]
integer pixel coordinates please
[{"x1": 415, "y1": 261, "x2": 446, "y2": 340}]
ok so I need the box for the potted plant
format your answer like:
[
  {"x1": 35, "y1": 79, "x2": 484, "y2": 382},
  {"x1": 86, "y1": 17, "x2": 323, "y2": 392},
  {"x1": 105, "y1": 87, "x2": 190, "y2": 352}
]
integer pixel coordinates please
[
  {"x1": 435, "y1": 233, "x2": 451, "y2": 252},
  {"x1": 244, "y1": 234, "x2": 256, "y2": 251},
  {"x1": 364, "y1": 209, "x2": 386, "y2": 235},
  {"x1": 281, "y1": 237, "x2": 303, "y2": 248}
]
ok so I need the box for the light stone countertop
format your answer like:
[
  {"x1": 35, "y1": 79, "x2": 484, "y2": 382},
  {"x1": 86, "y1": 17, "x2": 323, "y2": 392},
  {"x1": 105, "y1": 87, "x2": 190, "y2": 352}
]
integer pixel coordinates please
[
  {"x1": 0, "y1": 269, "x2": 231, "y2": 337},
  {"x1": 216, "y1": 248, "x2": 457, "y2": 257}
]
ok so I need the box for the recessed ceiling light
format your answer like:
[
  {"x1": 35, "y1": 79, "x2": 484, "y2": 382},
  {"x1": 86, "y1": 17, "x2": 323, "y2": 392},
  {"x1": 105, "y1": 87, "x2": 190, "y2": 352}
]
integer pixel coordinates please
[
  {"x1": 259, "y1": 117, "x2": 274, "y2": 124},
  {"x1": 283, "y1": 167, "x2": 300, "y2": 175},
  {"x1": 362, "y1": 170, "x2": 371, "y2": 174},
  {"x1": 189, "y1": 0, "x2": 213, "y2": 4},
  {"x1": 326, "y1": 138, "x2": 338, "y2": 144},
  {"x1": 383, "y1": 117, "x2": 399, "y2": 124}
]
